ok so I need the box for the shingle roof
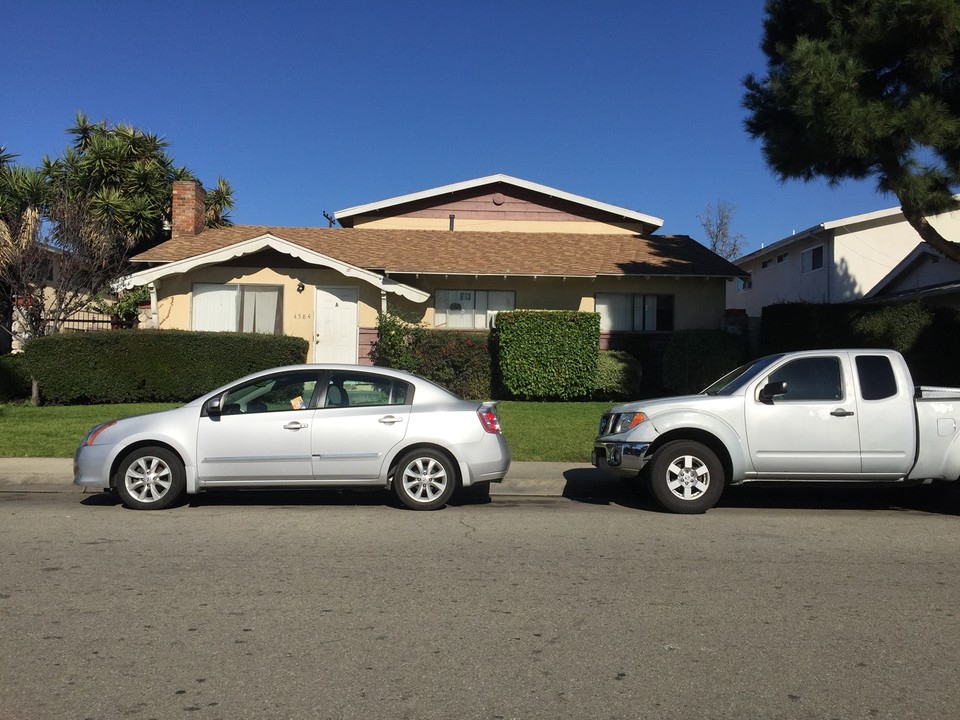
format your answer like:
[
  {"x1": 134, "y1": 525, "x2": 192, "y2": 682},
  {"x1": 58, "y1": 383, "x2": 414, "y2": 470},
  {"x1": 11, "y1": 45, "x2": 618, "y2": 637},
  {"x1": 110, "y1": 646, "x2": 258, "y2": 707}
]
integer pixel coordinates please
[{"x1": 133, "y1": 226, "x2": 745, "y2": 278}]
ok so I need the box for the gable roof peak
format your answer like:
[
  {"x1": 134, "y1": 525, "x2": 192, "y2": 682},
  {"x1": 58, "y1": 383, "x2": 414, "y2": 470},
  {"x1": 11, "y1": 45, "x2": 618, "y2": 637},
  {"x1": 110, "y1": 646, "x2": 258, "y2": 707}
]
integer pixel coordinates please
[{"x1": 334, "y1": 173, "x2": 664, "y2": 231}]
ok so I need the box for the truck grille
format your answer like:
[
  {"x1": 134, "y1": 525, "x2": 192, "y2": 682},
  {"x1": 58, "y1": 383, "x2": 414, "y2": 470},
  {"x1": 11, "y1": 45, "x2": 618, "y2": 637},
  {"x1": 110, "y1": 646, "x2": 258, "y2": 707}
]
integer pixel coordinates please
[{"x1": 598, "y1": 414, "x2": 614, "y2": 436}]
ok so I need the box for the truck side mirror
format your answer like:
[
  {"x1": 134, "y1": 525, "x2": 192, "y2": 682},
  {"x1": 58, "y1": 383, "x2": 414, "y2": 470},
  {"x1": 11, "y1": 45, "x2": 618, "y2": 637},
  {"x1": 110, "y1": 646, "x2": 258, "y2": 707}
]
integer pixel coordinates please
[{"x1": 759, "y1": 380, "x2": 787, "y2": 404}]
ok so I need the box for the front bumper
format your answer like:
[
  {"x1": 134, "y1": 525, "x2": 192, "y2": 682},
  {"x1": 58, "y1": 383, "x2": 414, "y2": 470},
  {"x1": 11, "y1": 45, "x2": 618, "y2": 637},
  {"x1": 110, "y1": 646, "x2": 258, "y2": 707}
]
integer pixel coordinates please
[
  {"x1": 73, "y1": 443, "x2": 112, "y2": 490},
  {"x1": 592, "y1": 441, "x2": 650, "y2": 478}
]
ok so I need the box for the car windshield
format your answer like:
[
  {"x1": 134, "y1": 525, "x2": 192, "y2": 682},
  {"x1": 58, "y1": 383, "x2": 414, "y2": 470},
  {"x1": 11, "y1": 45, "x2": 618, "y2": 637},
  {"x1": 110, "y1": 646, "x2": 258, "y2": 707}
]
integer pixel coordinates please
[{"x1": 702, "y1": 354, "x2": 785, "y2": 396}]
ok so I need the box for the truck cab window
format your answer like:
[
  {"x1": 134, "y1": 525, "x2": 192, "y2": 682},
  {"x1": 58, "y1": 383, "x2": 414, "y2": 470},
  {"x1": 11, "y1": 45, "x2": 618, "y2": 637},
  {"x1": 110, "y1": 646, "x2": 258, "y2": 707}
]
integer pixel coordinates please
[
  {"x1": 856, "y1": 355, "x2": 898, "y2": 400},
  {"x1": 768, "y1": 357, "x2": 843, "y2": 401}
]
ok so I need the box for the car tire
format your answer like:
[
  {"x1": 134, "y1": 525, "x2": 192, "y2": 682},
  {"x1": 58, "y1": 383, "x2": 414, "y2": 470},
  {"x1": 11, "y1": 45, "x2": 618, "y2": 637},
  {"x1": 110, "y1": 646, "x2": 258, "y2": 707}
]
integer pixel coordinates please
[
  {"x1": 393, "y1": 449, "x2": 457, "y2": 511},
  {"x1": 647, "y1": 440, "x2": 724, "y2": 514},
  {"x1": 114, "y1": 446, "x2": 186, "y2": 511}
]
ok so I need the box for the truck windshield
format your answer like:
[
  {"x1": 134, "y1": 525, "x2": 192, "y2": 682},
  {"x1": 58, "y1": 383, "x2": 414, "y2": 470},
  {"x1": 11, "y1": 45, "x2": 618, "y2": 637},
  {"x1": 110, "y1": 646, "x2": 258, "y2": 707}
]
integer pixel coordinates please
[{"x1": 703, "y1": 354, "x2": 785, "y2": 396}]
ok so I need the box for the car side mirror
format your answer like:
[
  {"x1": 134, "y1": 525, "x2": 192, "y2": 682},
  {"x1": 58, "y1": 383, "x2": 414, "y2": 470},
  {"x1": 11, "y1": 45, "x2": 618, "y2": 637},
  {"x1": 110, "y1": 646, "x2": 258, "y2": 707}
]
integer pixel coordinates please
[
  {"x1": 759, "y1": 380, "x2": 787, "y2": 404},
  {"x1": 205, "y1": 396, "x2": 223, "y2": 417}
]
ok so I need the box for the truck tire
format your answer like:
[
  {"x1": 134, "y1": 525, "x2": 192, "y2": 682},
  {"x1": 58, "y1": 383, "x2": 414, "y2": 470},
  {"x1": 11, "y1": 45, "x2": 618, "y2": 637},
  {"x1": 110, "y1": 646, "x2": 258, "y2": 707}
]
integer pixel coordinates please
[{"x1": 647, "y1": 440, "x2": 724, "y2": 514}]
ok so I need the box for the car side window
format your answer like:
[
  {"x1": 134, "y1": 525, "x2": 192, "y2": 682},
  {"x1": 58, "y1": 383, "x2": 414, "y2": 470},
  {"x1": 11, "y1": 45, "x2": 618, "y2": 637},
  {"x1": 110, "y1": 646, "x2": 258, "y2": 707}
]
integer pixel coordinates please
[
  {"x1": 767, "y1": 357, "x2": 843, "y2": 402},
  {"x1": 323, "y1": 373, "x2": 412, "y2": 408},
  {"x1": 221, "y1": 372, "x2": 318, "y2": 414},
  {"x1": 856, "y1": 355, "x2": 898, "y2": 400}
]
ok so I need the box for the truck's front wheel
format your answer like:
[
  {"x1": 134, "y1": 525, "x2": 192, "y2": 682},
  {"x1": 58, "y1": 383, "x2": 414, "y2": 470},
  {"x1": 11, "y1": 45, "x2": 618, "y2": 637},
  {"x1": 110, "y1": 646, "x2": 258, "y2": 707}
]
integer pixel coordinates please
[{"x1": 647, "y1": 440, "x2": 724, "y2": 514}]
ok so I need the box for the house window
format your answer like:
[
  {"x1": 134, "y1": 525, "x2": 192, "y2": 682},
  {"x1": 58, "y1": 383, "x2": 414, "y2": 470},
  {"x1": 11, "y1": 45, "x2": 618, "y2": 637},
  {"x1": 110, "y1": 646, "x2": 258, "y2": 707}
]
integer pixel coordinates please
[
  {"x1": 737, "y1": 275, "x2": 752, "y2": 293},
  {"x1": 761, "y1": 259, "x2": 773, "y2": 269},
  {"x1": 801, "y1": 246, "x2": 824, "y2": 273},
  {"x1": 596, "y1": 293, "x2": 674, "y2": 332},
  {"x1": 192, "y1": 283, "x2": 283, "y2": 334},
  {"x1": 434, "y1": 290, "x2": 515, "y2": 329},
  {"x1": 777, "y1": 252, "x2": 789, "y2": 263}
]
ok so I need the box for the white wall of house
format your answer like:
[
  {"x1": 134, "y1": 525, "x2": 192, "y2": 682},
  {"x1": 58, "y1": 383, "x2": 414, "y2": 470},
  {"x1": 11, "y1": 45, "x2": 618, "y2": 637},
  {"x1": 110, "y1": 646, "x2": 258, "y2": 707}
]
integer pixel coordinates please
[{"x1": 728, "y1": 207, "x2": 960, "y2": 317}]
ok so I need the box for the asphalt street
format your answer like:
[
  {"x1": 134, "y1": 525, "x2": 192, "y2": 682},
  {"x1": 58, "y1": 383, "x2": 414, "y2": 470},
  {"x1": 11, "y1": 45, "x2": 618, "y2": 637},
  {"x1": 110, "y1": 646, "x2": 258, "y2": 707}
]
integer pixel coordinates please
[{"x1": 1, "y1": 468, "x2": 958, "y2": 720}]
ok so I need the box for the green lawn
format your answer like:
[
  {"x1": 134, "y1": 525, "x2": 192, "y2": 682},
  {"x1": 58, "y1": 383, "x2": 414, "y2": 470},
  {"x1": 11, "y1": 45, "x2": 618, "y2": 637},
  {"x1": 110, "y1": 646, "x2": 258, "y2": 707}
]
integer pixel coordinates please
[{"x1": 0, "y1": 400, "x2": 616, "y2": 462}]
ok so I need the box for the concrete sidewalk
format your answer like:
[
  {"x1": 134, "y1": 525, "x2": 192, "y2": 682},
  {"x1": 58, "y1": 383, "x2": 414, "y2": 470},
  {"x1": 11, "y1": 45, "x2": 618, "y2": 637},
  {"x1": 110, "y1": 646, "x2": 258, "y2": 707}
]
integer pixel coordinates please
[{"x1": 0, "y1": 457, "x2": 620, "y2": 497}]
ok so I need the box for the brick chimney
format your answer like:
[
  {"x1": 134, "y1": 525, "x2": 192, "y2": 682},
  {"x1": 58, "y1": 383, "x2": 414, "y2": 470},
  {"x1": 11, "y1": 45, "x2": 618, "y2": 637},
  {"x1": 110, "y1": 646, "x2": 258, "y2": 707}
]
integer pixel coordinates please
[{"x1": 171, "y1": 180, "x2": 206, "y2": 237}]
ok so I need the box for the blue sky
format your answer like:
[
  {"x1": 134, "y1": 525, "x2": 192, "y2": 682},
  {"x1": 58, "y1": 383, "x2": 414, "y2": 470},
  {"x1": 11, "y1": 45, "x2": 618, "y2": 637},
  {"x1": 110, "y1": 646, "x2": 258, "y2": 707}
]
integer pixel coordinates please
[{"x1": 4, "y1": 1, "x2": 897, "y2": 255}]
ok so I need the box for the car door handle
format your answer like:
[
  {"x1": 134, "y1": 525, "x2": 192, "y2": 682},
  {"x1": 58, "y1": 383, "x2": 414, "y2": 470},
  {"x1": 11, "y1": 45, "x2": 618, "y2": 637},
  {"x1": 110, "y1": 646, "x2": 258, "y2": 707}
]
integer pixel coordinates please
[
  {"x1": 379, "y1": 416, "x2": 403, "y2": 425},
  {"x1": 283, "y1": 421, "x2": 309, "y2": 430},
  {"x1": 830, "y1": 409, "x2": 854, "y2": 417}
]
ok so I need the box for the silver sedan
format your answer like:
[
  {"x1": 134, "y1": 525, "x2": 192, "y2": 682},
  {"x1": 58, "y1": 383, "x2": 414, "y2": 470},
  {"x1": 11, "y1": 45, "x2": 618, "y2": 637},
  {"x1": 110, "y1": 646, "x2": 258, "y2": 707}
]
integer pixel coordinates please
[{"x1": 75, "y1": 364, "x2": 510, "y2": 510}]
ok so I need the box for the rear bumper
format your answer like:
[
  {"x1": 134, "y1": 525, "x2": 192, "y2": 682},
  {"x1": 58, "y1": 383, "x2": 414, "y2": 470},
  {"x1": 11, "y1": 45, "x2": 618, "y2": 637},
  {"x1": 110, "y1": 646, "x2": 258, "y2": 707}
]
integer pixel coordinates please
[
  {"x1": 461, "y1": 435, "x2": 511, "y2": 486},
  {"x1": 592, "y1": 441, "x2": 650, "y2": 479}
]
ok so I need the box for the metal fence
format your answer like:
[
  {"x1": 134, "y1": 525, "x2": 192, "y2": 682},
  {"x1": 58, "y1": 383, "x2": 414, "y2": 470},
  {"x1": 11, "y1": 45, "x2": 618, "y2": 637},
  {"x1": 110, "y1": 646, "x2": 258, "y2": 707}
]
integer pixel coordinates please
[{"x1": 53, "y1": 310, "x2": 120, "y2": 333}]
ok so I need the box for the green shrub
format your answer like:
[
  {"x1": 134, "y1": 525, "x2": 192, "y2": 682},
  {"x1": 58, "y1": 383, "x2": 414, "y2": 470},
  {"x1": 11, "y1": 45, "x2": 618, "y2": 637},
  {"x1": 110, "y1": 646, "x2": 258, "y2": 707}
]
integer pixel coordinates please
[
  {"x1": 759, "y1": 303, "x2": 851, "y2": 353},
  {"x1": 24, "y1": 330, "x2": 309, "y2": 404},
  {"x1": 369, "y1": 312, "x2": 425, "y2": 371},
  {"x1": 909, "y1": 306, "x2": 960, "y2": 386},
  {"x1": 592, "y1": 350, "x2": 643, "y2": 401},
  {"x1": 370, "y1": 313, "x2": 492, "y2": 399},
  {"x1": 412, "y1": 331, "x2": 492, "y2": 399},
  {"x1": 495, "y1": 310, "x2": 600, "y2": 400},
  {"x1": 663, "y1": 329, "x2": 749, "y2": 394},
  {"x1": 761, "y1": 301, "x2": 938, "y2": 354},
  {"x1": 0, "y1": 354, "x2": 32, "y2": 401},
  {"x1": 759, "y1": 301, "x2": 960, "y2": 385}
]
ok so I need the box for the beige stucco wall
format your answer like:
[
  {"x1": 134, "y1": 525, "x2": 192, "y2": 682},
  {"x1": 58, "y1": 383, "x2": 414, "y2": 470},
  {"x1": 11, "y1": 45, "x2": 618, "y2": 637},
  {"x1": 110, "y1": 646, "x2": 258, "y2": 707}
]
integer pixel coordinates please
[
  {"x1": 153, "y1": 266, "x2": 382, "y2": 362},
  {"x1": 149, "y1": 265, "x2": 727, "y2": 363},
  {"x1": 384, "y1": 274, "x2": 726, "y2": 331}
]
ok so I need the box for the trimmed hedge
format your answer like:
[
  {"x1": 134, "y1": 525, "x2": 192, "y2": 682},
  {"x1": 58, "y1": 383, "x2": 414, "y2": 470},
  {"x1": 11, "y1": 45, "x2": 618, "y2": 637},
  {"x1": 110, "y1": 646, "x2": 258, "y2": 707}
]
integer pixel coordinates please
[
  {"x1": 592, "y1": 350, "x2": 644, "y2": 401},
  {"x1": 495, "y1": 310, "x2": 600, "y2": 400},
  {"x1": 0, "y1": 354, "x2": 32, "y2": 401},
  {"x1": 24, "y1": 330, "x2": 309, "y2": 404},
  {"x1": 662, "y1": 329, "x2": 749, "y2": 394},
  {"x1": 369, "y1": 313, "x2": 492, "y2": 399},
  {"x1": 760, "y1": 301, "x2": 960, "y2": 386}
]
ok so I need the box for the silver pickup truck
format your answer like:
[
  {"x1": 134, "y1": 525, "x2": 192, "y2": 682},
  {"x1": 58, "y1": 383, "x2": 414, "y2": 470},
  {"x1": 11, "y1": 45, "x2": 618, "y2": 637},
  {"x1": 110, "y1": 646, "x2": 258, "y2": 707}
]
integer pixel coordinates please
[{"x1": 593, "y1": 349, "x2": 960, "y2": 513}]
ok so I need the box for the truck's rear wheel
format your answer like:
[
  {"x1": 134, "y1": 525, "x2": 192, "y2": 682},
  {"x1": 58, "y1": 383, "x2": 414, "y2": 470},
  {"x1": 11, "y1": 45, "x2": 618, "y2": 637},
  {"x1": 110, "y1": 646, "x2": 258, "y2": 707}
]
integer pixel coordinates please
[{"x1": 647, "y1": 440, "x2": 724, "y2": 514}]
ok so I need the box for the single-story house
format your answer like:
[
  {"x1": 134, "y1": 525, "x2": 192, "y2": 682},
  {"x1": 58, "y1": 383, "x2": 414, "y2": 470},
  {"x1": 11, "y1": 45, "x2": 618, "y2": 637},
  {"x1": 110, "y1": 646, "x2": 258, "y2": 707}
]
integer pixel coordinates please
[
  {"x1": 727, "y1": 203, "x2": 960, "y2": 317},
  {"x1": 127, "y1": 175, "x2": 745, "y2": 363}
]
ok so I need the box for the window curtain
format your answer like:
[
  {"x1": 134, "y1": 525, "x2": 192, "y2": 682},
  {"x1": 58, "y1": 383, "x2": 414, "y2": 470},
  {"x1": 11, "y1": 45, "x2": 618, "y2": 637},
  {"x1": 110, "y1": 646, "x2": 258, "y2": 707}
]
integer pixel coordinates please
[
  {"x1": 240, "y1": 286, "x2": 281, "y2": 334},
  {"x1": 596, "y1": 293, "x2": 632, "y2": 332},
  {"x1": 193, "y1": 284, "x2": 238, "y2": 331}
]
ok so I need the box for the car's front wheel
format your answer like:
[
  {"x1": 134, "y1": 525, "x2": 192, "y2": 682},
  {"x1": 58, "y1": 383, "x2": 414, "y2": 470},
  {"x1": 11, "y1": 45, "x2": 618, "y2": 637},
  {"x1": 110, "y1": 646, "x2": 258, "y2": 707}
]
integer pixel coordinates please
[
  {"x1": 393, "y1": 449, "x2": 457, "y2": 510},
  {"x1": 647, "y1": 440, "x2": 724, "y2": 514},
  {"x1": 114, "y1": 446, "x2": 186, "y2": 510}
]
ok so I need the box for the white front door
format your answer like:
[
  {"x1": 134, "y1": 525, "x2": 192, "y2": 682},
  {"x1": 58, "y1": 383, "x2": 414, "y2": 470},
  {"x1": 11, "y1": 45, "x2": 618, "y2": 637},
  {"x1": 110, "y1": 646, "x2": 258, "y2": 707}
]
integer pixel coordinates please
[{"x1": 314, "y1": 287, "x2": 359, "y2": 363}]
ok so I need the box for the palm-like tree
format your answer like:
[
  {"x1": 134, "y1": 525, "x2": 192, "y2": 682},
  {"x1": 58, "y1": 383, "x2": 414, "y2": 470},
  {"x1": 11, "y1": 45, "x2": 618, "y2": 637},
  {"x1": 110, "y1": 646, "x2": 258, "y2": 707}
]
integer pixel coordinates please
[
  {"x1": 1, "y1": 115, "x2": 235, "y2": 355},
  {"x1": 205, "y1": 177, "x2": 235, "y2": 228}
]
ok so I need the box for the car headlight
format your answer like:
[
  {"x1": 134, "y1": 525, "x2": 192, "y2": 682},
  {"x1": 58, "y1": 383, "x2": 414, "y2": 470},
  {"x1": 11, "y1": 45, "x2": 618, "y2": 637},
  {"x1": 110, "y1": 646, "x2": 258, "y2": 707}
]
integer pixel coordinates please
[
  {"x1": 612, "y1": 412, "x2": 647, "y2": 434},
  {"x1": 83, "y1": 421, "x2": 117, "y2": 446}
]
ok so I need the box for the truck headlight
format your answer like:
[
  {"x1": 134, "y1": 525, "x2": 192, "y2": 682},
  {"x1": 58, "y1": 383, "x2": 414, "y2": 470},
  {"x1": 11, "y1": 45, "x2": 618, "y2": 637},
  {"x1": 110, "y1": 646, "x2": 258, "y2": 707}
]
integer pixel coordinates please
[{"x1": 612, "y1": 412, "x2": 647, "y2": 434}]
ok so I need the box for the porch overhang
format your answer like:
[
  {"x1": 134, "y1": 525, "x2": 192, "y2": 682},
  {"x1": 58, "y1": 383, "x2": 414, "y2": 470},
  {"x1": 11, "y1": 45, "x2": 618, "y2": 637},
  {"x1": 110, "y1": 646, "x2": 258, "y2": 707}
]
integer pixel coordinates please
[{"x1": 122, "y1": 233, "x2": 430, "y2": 303}]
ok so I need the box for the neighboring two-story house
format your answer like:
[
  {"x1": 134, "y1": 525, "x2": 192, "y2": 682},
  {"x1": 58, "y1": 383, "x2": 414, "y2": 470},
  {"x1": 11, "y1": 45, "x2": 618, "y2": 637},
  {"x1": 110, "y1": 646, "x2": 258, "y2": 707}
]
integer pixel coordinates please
[
  {"x1": 727, "y1": 203, "x2": 960, "y2": 317},
  {"x1": 127, "y1": 175, "x2": 744, "y2": 363}
]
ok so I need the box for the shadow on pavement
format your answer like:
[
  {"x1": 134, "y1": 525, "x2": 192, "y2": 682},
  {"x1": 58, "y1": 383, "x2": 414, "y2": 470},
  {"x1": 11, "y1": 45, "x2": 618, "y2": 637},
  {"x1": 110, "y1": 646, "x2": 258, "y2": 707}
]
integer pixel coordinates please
[
  {"x1": 560, "y1": 467, "x2": 960, "y2": 516},
  {"x1": 80, "y1": 485, "x2": 495, "y2": 511}
]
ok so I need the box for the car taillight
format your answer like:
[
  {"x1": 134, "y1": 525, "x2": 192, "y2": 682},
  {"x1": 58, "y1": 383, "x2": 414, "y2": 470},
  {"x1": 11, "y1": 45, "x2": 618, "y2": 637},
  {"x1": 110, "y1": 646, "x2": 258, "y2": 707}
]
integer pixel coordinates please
[{"x1": 477, "y1": 407, "x2": 502, "y2": 434}]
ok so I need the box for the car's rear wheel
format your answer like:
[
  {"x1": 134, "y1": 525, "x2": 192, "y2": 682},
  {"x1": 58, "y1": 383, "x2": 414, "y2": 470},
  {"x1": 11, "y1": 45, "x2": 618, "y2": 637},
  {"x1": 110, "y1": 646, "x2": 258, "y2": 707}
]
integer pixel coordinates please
[
  {"x1": 114, "y1": 446, "x2": 186, "y2": 510},
  {"x1": 647, "y1": 440, "x2": 724, "y2": 514},
  {"x1": 394, "y1": 449, "x2": 457, "y2": 510}
]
